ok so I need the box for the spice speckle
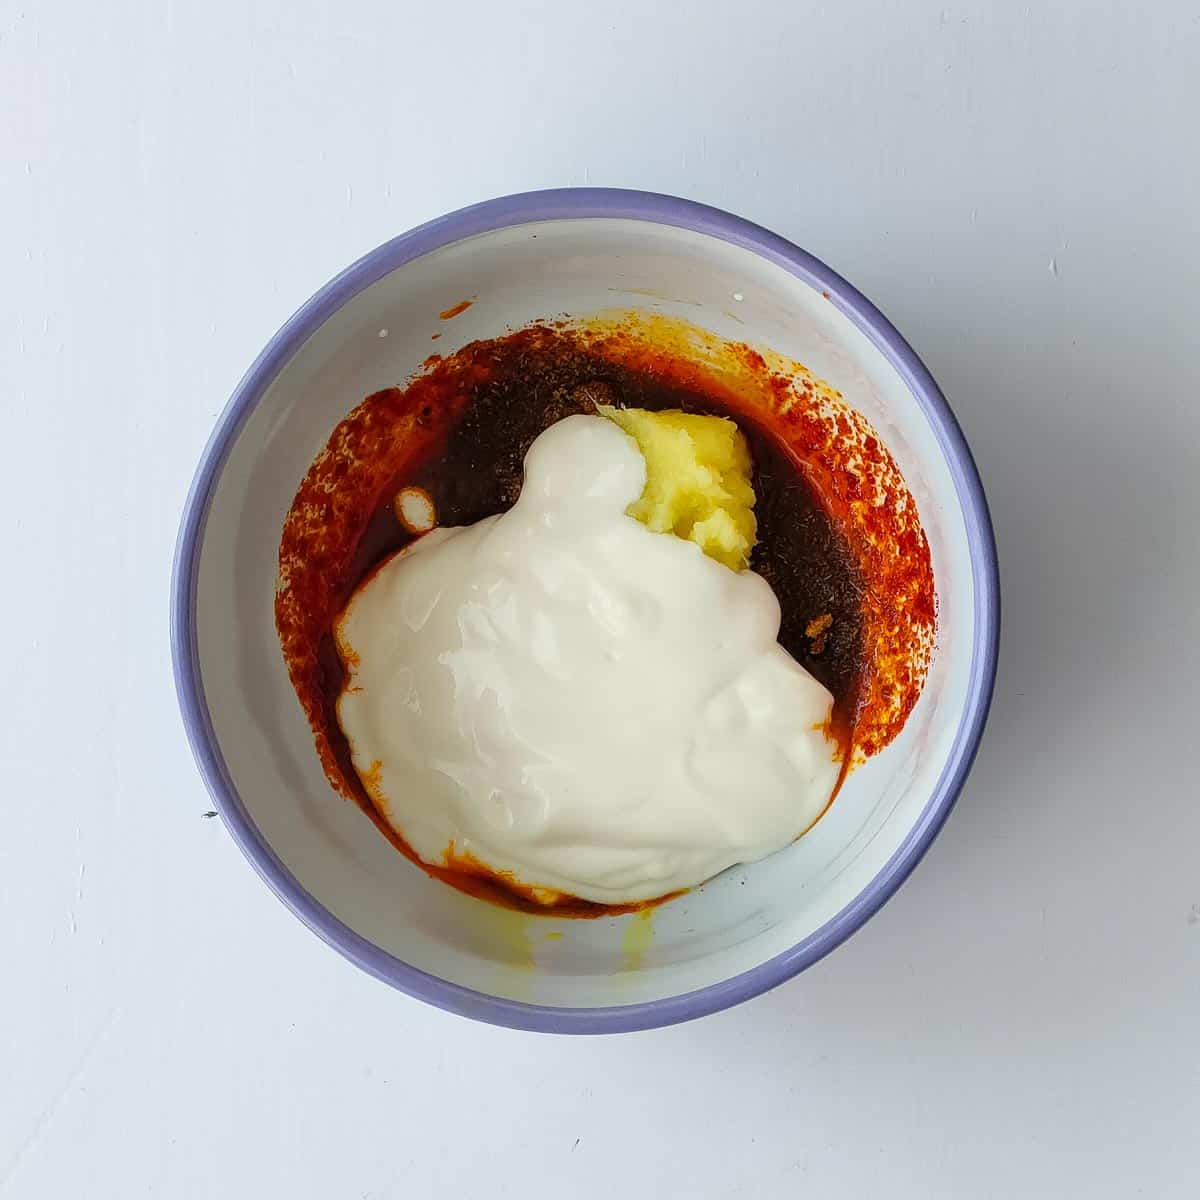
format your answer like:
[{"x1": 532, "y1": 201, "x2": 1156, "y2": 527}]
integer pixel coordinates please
[{"x1": 438, "y1": 298, "x2": 474, "y2": 320}]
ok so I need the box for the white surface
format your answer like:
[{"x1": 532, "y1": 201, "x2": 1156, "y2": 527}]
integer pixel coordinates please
[{"x1": 2, "y1": 0, "x2": 1197, "y2": 1195}]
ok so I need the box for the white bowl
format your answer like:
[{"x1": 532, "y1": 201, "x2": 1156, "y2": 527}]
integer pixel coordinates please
[{"x1": 172, "y1": 189, "x2": 998, "y2": 1032}]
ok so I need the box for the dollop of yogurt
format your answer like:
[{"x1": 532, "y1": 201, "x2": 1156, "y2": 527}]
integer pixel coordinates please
[{"x1": 336, "y1": 414, "x2": 840, "y2": 905}]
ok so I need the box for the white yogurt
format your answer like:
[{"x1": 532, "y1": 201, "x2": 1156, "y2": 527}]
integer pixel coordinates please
[{"x1": 336, "y1": 414, "x2": 841, "y2": 905}]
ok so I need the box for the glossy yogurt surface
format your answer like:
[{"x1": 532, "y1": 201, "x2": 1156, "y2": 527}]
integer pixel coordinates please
[{"x1": 335, "y1": 414, "x2": 841, "y2": 905}]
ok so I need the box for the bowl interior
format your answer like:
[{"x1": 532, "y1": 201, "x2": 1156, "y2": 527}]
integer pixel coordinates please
[{"x1": 188, "y1": 215, "x2": 979, "y2": 1013}]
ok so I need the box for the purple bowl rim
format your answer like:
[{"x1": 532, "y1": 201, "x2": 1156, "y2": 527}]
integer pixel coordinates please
[{"x1": 170, "y1": 187, "x2": 999, "y2": 1034}]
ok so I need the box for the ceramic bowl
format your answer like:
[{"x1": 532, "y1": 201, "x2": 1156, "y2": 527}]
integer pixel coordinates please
[{"x1": 171, "y1": 189, "x2": 998, "y2": 1032}]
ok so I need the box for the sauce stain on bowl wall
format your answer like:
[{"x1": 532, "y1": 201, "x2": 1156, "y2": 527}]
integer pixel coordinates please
[
  {"x1": 621, "y1": 908, "x2": 656, "y2": 973},
  {"x1": 438, "y1": 298, "x2": 475, "y2": 320}
]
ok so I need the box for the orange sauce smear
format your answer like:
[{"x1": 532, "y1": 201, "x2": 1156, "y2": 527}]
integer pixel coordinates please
[{"x1": 437, "y1": 298, "x2": 474, "y2": 320}]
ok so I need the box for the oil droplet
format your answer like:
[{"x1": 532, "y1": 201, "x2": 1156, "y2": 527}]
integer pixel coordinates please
[{"x1": 395, "y1": 487, "x2": 436, "y2": 533}]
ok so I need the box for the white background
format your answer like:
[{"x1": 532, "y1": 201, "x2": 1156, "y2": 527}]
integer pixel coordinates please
[{"x1": 4, "y1": 2, "x2": 1198, "y2": 1196}]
